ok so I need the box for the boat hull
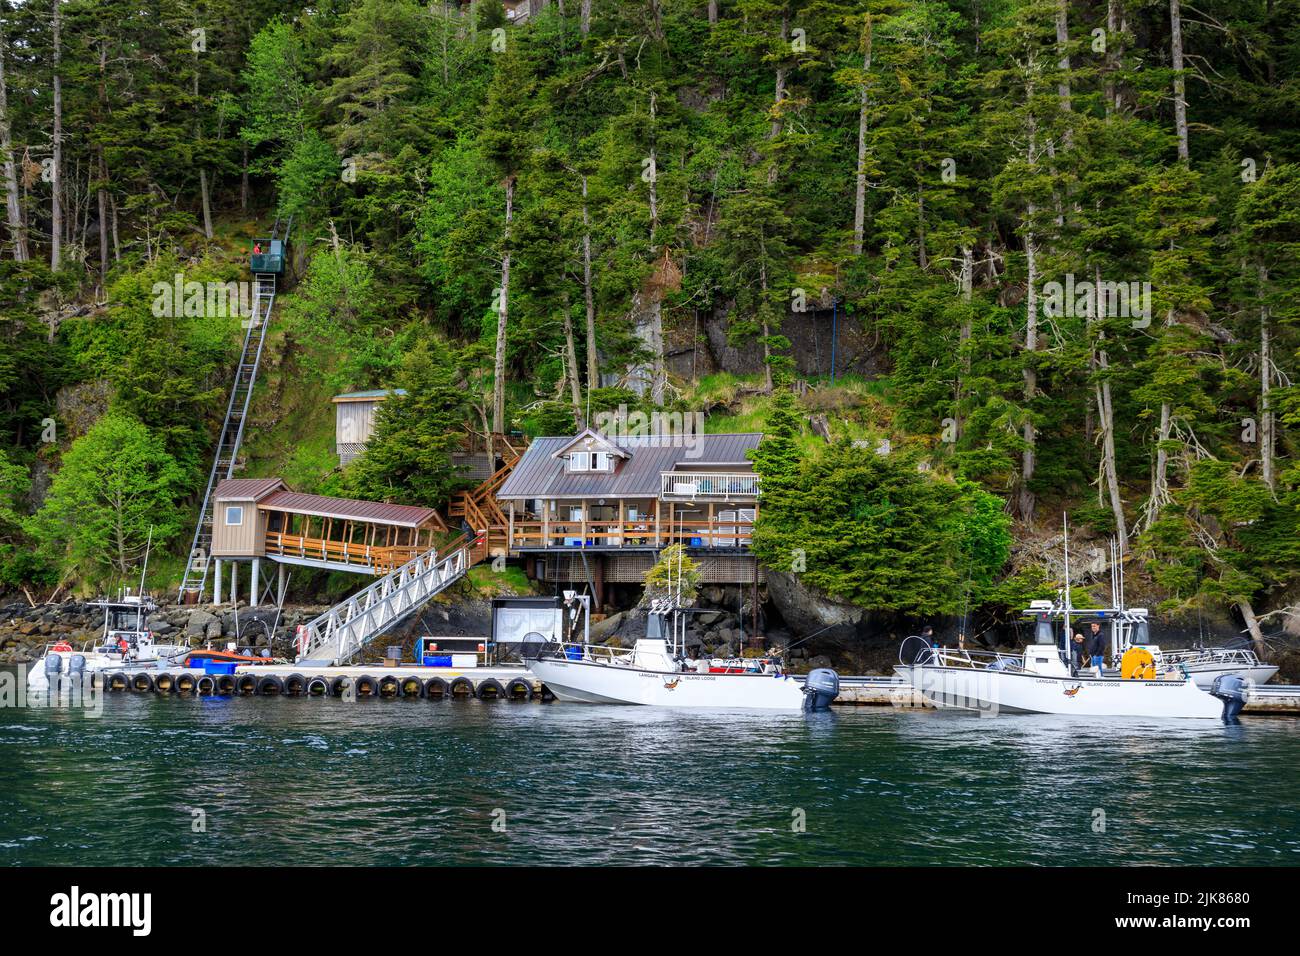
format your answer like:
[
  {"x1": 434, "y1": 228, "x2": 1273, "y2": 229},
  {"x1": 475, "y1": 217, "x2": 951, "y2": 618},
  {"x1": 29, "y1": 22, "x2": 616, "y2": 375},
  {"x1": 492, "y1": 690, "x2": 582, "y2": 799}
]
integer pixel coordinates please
[
  {"x1": 898, "y1": 665, "x2": 1223, "y2": 719},
  {"x1": 529, "y1": 658, "x2": 807, "y2": 710}
]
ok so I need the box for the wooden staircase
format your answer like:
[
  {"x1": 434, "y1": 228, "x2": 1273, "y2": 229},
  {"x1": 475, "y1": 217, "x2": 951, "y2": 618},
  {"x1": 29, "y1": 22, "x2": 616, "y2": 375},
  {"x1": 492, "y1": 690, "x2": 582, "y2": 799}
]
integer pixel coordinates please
[{"x1": 447, "y1": 434, "x2": 524, "y2": 555}]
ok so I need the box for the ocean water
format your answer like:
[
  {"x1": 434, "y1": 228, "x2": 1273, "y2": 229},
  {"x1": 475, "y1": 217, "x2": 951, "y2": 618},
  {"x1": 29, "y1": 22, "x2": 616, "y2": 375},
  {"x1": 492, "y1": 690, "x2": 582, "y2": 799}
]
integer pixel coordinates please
[{"x1": 1, "y1": 683, "x2": 1298, "y2": 866}]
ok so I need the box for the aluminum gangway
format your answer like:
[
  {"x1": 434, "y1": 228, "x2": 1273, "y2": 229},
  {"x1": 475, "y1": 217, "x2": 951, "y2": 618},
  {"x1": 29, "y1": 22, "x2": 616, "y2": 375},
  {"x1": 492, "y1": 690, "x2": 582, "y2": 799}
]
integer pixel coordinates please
[
  {"x1": 179, "y1": 218, "x2": 291, "y2": 602},
  {"x1": 294, "y1": 535, "x2": 483, "y2": 665}
]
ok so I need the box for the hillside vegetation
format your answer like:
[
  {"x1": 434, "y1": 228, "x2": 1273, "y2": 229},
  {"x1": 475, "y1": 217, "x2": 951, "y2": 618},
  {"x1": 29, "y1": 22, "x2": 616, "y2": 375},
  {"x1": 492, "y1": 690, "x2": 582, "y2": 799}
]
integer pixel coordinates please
[{"x1": 2, "y1": 1, "x2": 1300, "y2": 642}]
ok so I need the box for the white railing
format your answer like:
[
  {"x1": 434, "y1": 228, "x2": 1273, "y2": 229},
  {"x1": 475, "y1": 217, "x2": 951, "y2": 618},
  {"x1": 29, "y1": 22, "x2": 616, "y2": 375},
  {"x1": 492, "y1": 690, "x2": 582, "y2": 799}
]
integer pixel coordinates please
[
  {"x1": 659, "y1": 472, "x2": 759, "y2": 500},
  {"x1": 295, "y1": 542, "x2": 470, "y2": 665}
]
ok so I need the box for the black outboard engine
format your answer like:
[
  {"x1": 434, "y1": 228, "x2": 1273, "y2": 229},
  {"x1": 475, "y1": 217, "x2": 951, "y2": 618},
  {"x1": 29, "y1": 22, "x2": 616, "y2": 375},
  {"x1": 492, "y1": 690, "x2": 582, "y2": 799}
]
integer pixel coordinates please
[
  {"x1": 1210, "y1": 673, "x2": 1249, "y2": 724},
  {"x1": 803, "y1": 668, "x2": 839, "y2": 712}
]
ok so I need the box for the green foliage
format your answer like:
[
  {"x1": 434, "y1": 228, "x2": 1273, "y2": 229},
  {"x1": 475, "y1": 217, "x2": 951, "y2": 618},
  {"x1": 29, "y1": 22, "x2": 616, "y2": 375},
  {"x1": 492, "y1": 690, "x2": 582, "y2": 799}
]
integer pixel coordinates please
[
  {"x1": 29, "y1": 413, "x2": 186, "y2": 580},
  {"x1": 341, "y1": 338, "x2": 473, "y2": 508},
  {"x1": 644, "y1": 544, "x2": 701, "y2": 606},
  {"x1": 752, "y1": 441, "x2": 1010, "y2": 615}
]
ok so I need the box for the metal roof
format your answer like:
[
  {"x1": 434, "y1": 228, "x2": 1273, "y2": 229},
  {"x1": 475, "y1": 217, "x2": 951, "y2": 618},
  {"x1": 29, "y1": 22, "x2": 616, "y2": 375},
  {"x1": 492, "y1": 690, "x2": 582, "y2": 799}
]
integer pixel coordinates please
[
  {"x1": 498, "y1": 433, "x2": 762, "y2": 500},
  {"x1": 332, "y1": 388, "x2": 406, "y2": 403},
  {"x1": 213, "y1": 478, "x2": 287, "y2": 501},
  {"x1": 256, "y1": 490, "x2": 439, "y2": 528}
]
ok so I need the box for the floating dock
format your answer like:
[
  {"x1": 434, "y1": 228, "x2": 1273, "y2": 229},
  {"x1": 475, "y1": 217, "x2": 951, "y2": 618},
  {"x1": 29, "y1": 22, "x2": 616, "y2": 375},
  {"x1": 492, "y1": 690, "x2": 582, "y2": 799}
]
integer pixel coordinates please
[{"x1": 94, "y1": 664, "x2": 544, "y2": 701}]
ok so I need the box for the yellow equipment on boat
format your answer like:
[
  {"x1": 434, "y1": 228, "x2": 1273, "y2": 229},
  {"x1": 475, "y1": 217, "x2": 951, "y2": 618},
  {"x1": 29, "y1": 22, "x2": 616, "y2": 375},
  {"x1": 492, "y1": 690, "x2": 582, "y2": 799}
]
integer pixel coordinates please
[{"x1": 1121, "y1": 646, "x2": 1156, "y2": 680}]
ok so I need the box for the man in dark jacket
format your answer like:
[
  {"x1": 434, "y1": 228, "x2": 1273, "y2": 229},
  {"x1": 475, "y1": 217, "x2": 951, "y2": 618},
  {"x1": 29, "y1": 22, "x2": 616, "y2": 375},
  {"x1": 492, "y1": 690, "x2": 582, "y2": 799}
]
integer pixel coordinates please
[{"x1": 1086, "y1": 621, "x2": 1107, "y2": 676}]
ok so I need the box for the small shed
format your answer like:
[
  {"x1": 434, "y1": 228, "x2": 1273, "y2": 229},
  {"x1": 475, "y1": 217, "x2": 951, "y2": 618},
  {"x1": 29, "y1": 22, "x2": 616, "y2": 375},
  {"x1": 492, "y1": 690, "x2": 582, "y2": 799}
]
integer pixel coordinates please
[
  {"x1": 333, "y1": 389, "x2": 405, "y2": 465},
  {"x1": 210, "y1": 478, "x2": 288, "y2": 558}
]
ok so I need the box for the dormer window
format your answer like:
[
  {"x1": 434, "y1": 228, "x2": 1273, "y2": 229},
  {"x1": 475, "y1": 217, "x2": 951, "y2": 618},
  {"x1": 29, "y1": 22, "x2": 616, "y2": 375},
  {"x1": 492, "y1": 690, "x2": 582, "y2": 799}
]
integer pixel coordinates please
[{"x1": 568, "y1": 452, "x2": 612, "y2": 473}]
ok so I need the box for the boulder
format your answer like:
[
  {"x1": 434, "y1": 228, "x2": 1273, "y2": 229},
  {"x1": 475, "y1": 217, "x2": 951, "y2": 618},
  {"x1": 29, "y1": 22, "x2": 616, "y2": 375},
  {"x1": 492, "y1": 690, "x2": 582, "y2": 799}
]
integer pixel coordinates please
[
  {"x1": 589, "y1": 611, "x2": 624, "y2": 643},
  {"x1": 765, "y1": 571, "x2": 864, "y2": 639},
  {"x1": 185, "y1": 610, "x2": 216, "y2": 638}
]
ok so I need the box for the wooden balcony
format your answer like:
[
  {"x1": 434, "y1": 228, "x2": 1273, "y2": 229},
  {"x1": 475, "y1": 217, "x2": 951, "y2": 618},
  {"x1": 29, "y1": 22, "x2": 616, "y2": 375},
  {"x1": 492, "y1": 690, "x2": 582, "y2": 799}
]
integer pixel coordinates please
[
  {"x1": 264, "y1": 531, "x2": 427, "y2": 575},
  {"x1": 659, "y1": 471, "x2": 759, "y2": 501},
  {"x1": 508, "y1": 516, "x2": 755, "y2": 552}
]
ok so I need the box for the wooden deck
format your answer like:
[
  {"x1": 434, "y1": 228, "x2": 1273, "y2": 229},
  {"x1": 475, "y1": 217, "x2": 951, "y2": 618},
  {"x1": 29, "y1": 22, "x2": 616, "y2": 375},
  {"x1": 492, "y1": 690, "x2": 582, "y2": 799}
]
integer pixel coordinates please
[{"x1": 506, "y1": 516, "x2": 755, "y2": 551}]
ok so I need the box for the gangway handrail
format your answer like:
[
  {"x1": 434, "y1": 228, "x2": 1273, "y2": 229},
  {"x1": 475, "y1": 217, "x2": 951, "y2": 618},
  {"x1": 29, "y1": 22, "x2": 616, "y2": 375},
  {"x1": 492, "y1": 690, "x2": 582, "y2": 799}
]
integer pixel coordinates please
[{"x1": 295, "y1": 533, "x2": 479, "y2": 665}]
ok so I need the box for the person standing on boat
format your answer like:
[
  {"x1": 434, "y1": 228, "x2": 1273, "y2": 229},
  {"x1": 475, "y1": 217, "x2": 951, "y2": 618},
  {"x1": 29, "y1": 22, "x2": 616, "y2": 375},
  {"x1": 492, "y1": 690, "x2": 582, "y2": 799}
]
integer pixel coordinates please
[
  {"x1": 1086, "y1": 621, "x2": 1107, "y2": 676},
  {"x1": 1071, "y1": 633, "x2": 1088, "y2": 671}
]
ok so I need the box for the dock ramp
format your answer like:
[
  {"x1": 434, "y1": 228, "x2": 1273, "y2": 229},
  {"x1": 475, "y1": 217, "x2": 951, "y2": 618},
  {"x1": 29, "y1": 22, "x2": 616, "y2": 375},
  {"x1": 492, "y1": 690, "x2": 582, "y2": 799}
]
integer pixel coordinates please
[{"x1": 295, "y1": 534, "x2": 483, "y2": 665}]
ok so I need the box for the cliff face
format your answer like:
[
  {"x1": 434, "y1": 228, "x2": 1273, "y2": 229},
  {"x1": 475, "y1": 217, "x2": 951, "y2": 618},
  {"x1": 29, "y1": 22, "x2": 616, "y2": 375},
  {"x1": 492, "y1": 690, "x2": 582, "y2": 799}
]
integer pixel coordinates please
[{"x1": 665, "y1": 307, "x2": 888, "y2": 383}]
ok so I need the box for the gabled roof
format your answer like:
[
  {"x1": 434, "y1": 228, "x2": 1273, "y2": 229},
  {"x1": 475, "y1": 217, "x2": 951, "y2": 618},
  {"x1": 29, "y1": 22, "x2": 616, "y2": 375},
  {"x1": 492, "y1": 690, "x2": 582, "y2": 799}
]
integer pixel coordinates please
[
  {"x1": 257, "y1": 490, "x2": 438, "y2": 528},
  {"x1": 214, "y1": 478, "x2": 288, "y2": 502},
  {"x1": 498, "y1": 433, "x2": 763, "y2": 500},
  {"x1": 551, "y1": 427, "x2": 630, "y2": 459}
]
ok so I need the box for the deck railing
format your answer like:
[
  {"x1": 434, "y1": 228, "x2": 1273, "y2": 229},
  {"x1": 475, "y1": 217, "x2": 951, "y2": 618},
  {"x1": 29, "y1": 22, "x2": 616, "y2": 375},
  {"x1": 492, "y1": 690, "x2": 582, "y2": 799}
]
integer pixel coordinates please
[
  {"x1": 659, "y1": 471, "x2": 759, "y2": 500},
  {"x1": 508, "y1": 516, "x2": 754, "y2": 550},
  {"x1": 265, "y1": 531, "x2": 424, "y2": 575}
]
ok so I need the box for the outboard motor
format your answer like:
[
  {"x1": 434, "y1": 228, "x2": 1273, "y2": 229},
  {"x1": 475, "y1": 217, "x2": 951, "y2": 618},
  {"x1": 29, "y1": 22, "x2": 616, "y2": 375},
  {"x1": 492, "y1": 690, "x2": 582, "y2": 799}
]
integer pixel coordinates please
[
  {"x1": 1210, "y1": 673, "x2": 1249, "y2": 724},
  {"x1": 803, "y1": 668, "x2": 840, "y2": 712},
  {"x1": 43, "y1": 653, "x2": 62, "y2": 692},
  {"x1": 67, "y1": 654, "x2": 86, "y2": 691}
]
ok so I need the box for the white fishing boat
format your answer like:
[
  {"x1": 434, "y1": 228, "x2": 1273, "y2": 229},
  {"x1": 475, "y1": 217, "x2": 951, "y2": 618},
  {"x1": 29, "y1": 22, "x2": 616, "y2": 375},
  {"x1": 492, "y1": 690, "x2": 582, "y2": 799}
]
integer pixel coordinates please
[
  {"x1": 897, "y1": 641, "x2": 1225, "y2": 719},
  {"x1": 894, "y1": 520, "x2": 1239, "y2": 720},
  {"x1": 523, "y1": 591, "x2": 838, "y2": 712},
  {"x1": 27, "y1": 589, "x2": 188, "y2": 694}
]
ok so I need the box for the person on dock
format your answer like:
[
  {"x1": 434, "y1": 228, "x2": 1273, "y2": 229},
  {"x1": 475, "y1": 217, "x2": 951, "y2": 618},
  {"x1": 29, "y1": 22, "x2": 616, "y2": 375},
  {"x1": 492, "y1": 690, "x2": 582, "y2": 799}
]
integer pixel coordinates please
[{"x1": 1086, "y1": 621, "x2": 1107, "y2": 676}]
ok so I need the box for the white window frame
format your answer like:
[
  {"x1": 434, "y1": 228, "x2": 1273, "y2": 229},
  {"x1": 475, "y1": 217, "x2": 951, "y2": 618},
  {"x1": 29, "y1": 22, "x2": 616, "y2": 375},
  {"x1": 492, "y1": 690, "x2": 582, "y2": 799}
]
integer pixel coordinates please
[
  {"x1": 568, "y1": 453, "x2": 589, "y2": 473},
  {"x1": 224, "y1": 505, "x2": 244, "y2": 526}
]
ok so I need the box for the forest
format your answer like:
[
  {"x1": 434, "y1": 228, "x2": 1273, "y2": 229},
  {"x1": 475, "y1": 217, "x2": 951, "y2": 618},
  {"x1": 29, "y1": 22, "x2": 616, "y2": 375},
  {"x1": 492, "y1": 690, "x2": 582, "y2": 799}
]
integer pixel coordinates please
[{"x1": 1, "y1": 0, "x2": 1299, "y2": 642}]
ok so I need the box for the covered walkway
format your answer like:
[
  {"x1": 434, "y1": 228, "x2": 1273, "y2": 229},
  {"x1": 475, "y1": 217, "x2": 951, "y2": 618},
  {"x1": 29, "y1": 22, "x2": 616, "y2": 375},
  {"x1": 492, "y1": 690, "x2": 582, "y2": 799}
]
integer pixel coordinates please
[{"x1": 211, "y1": 479, "x2": 449, "y2": 578}]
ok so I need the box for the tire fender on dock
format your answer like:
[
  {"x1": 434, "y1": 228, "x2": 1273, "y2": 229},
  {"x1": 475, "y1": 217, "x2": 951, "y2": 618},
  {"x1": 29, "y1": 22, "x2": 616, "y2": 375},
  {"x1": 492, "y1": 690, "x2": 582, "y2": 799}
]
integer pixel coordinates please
[
  {"x1": 283, "y1": 673, "x2": 307, "y2": 696},
  {"x1": 399, "y1": 675, "x2": 424, "y2": 698},
  {"x1": 354, "y1": 675, "x2": 378, "y2": 698},
  {"x1": 449, "y1": 676, "x2": 475, "y2": 699},
  {"x1": 476, "y1": 678, "x2": 506, "y2": 700},
  {"x1": 153, "y1": 672, "x2": 175, "y2": 694},
  {"x1": 330, "y1": 676, "x2": 354, "y2": 699},
  {"x1": 424, "y1": 677, "x2": 448, "y2": 700},
  {"x1": 196, "y1": 675, "x2": 217, "y2": 696},
  {"x1": 505, "y1": 678, "x2": 533, "y2": 701},
  {"x1": 175, "y1": 673, "x2": 197, "y2": 695},
  {"x1": 378, "y1": 675, "x2": 400, "y2": 698},
  {"x1": 215, "y1": 674, "x2": 236, "y2": 696},
  {"x1": 107, "y1": 672, "x2": 128, "y2": 693},
  {"x1": 306, "y1": 676, "x2": 330, "y2": 697},
  {"x1": 130, "y1": 672, "x2": 154, "y2": 694},
  {"x1": 236, "y1": 673, "x2": 258, "y2": 696},
  {"x1": 258, "y1": 675, "x2": 285, "y2": 696}
]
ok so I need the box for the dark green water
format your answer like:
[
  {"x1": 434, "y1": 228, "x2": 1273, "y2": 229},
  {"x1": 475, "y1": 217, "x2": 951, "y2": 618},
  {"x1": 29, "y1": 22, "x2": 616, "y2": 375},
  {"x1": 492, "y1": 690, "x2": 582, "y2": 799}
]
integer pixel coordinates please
[{"x1": 2, "y1": 688, "x2": 1299, "y2": 866}]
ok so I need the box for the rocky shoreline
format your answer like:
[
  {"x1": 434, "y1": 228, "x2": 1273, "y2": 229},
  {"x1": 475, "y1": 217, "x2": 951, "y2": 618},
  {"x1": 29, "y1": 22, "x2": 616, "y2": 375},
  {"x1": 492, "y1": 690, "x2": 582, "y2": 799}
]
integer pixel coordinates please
[{"x1": 0, "y1": 600, "x2": 331, "y2": 665}]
